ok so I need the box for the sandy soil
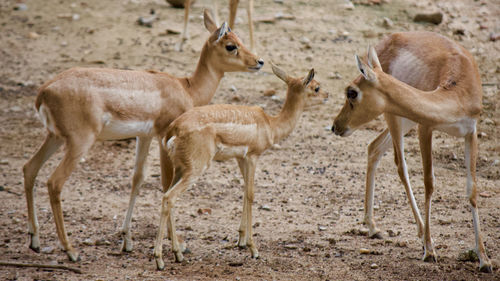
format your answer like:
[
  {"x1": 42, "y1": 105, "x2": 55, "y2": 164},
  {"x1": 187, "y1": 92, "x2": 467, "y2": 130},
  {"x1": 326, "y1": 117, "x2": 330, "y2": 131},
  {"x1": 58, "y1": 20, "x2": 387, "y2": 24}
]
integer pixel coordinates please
[{"x1": 0, "y1": 0, "x2": 499, "y2": 280}]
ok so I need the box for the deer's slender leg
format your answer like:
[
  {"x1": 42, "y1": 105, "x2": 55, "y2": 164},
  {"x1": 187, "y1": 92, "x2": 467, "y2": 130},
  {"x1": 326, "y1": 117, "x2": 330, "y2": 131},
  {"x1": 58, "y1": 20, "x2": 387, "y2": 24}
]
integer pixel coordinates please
[
  {"x1": 247, "y1": 0, "x2": 255, "y2": 52},
  {"x1": 228, "y1": 0, "x2": 239, "y2": 29},
  {"x1": 417, "y1": 125, "x2": 437, "y2": 262},
  {"x1": 464, "y1": 131, "x2": 492, "y2": 272},
  {"x1": 121, "y1": 136, "x2": 152, "y2": 252},
  {"x1": 23, "y1": 132, "x2": 63, "y2": 252},
  {"x1": 176, "y1": 0, "x2": 191, "y2": 52},
  {"x1": 364, "y1": 128, "x2": 392, "y2": 238},
  {"x1": 154, "y1": 170, "x2": 194, "y2": 270},
  {"x1": 236, "y1": 156, "x2": 258, "y2": 258},
  {"x1": 387, "y1": 116, "x2": 424, "y2": 239},
  {"x1": 47, "y1": 134, "x2": 95, "y2": 261}
]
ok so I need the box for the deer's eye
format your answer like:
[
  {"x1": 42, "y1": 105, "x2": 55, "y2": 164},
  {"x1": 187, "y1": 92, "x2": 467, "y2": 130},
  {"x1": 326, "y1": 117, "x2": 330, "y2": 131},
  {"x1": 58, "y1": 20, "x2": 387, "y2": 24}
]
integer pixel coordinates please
[
  {"x1": 315, "y1": 87, "x2": 320, "y2": 93},
  {"x1": 225, "y1": 45, "x2": 237, "y2": 52},
  {"x1": 347, "y1": 89, "x2": 358, "y2": 100}
]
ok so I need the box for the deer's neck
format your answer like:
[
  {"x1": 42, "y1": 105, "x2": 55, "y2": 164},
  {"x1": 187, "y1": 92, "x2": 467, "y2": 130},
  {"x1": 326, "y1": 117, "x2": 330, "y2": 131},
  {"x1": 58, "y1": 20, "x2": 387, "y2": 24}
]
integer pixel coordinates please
[
  {"x1": 185, "y1": 44, "x2": 224, "y2": 107},
  {"x1": 377, "y1": 71, "x2": 461, "y2": 125},
  {"x1": 269, "y1": 88, "x2": 305, "y2": 143}
]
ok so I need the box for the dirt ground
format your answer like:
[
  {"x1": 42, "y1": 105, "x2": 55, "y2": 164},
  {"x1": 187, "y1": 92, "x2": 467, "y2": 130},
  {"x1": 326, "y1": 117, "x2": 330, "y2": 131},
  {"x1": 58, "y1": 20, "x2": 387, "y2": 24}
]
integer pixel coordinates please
[{"x1": 0, "y1": 0, "x2": 499, "y2": 280}]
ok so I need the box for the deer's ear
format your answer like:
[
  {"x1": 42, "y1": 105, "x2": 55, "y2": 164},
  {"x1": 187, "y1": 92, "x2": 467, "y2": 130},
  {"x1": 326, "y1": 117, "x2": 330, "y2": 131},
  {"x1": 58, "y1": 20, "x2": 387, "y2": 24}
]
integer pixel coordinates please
[
  {"x1": 204, "y1": 9, "x2": 217, "y2": 33},
  {"x1": 302, "y1": 68, "x2": 315, "y2": 86},
  {"x1": 271, "y1": 62, "x2": 289, "y2": 83},
  {"x1": 367, "y1": 45, "x2": 382, "y2": 70},
  {"x1": 215, "y1": 22, "x2": 228, "y2": 43},
  {"x1": 355, "y1": 55, "x2": 377, "y2": 83}
]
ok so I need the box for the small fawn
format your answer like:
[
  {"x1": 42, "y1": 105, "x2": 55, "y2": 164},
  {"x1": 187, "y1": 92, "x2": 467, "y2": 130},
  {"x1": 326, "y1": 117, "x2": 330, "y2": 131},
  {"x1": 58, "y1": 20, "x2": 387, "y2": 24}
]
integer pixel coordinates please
[{"x1": 153, "y1": 63, "x2": 327, "y2": 269}]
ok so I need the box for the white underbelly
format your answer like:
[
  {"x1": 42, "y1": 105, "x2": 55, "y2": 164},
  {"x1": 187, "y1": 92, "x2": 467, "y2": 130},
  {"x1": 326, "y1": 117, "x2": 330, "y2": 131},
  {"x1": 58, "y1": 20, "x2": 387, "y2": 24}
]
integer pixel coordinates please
[
  {"x1": 214, "y1": 144, "x2": 249, "y2": 161},
  {"x1": 98, "y1": 114, "x2": 155, "y2": 140},
  {"x1": 434, "y1": 118, "x2": 476, "y2": 137}
]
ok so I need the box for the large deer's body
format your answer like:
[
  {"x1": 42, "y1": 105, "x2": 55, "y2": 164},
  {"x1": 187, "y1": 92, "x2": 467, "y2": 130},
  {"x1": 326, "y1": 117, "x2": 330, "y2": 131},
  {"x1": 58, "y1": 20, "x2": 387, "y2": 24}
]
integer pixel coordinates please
[
  {"x1": 23, "y1": 11, "x2": 263, "y2": 262},
  {"x1": 153, "y1": 65, "x2": 326, "y2": 269},
  {"x1": 331, "y1": 31, "x2": 491, "y2": 272}
]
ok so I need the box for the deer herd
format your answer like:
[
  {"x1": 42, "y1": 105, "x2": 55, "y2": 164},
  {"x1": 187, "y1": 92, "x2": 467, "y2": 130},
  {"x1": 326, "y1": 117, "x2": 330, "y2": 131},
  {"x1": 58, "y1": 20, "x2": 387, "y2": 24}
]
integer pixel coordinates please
[{"x1": 22, "y1": 2, "x2": 492, "y2": 275}]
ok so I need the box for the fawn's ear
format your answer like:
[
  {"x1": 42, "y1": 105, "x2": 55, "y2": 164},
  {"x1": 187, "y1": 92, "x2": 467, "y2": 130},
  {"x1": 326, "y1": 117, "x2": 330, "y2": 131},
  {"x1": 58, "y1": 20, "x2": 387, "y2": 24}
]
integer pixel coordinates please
[
  {"x1": 302, "y1": 68, "x2": 315, "y2": 86},
  {"x1": 271, "y1": 62, "x2": 289, "y2": 83},
  {"x1": 367, "y1": 45, "x2": 382, "y2": 70},
  {"x1": 204, "y1": 9, "x2": 217, "y2": 33},
  {"x1": 215, "y1": 22, "x2": 228, "y2": 43},
  {"x1": 355, "y1": 55, "x2": 377, "y2": 83}
]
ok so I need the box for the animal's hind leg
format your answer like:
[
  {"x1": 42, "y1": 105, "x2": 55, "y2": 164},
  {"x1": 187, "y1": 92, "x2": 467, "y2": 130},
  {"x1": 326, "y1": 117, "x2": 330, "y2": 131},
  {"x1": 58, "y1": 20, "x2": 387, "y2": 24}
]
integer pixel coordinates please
[
  {"x1": 47, "y1": 134, "x2": 95, "y2": 261},
  {"x1": 23, "y1": 132, "x2": 63, "y2": 252},
  {"x1": 465, "y1": 132, "x2": 492, "y2": 273},
  {"x1": 121, "y1": 136, "x2": 152, "y2": 252}
]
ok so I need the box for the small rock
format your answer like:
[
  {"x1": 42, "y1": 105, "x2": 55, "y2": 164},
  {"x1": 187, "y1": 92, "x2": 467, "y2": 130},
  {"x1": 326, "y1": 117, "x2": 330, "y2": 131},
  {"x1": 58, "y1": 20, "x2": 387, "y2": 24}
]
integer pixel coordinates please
[
  {"x1": 137, "y1": 14, "x2": 157, "y2": 28},
  {"x1": 28, "y1": 31, "x2": 40, "y2": 39},
  {"x1": 477, "y1": 132, "x2": 487, "y2": 138},
  {"x1": 324, "y1": 126, "x2": 332, "y2": 131},
  {"x1": 231, "y1": 95, "x2": 242, "y2": 102},
  {"x1": 359, "y1": 248, "x2": 371, "y2": 254},
  {"x1": 489, "y1": 32, "x2": 500, "y2": 42},
  {"x1": 230, "y1": 85, "x2": 237, "y2": 92},
  {"x1": 395, "y1": 241, "x2": 407, "y2": 247},
  {"x1": 72, "y1": 14, "x2": 80, "y2": 21},
  {"x1": 492, "y1": 159, "x2": 499, "y2": 166},
  {"x1": 61, "y1": 41, "x2": 68, "y2": 47},
  {"x1": 453, "y1": 28, "x2": 465, "y2": 36},
  {"x1": 41, "y1": 246, "x2": 54, "y2": 254},
  {"x1": 0, "y1": 159, "x2": 9, "y2": 165},
  {"x1": 299, "y1": 37, "x2": 310, "y2": 44},
  {"x1": 274, "y1": 12, "x2": 295, "y2": 20},
  {"x1": 450, "y1": 152, "x2": 458, "y2": 160},
  {"x1": 14, "y1": 3, "x2": 28, "y2": 11},
  {"x1": 370, "y1": 263, "x2": 379, "y2": 269},
  {"x1": 382, "y1": 17, "x2": 393, "y2": 28},
  {"x1": 343, "y1": 1, "x2": 355, "y2": 10},
  {"x1": 197, "y1": 208, "x2": 212, "y2": 215},
  {"x1": 318, "y1": 225, "x2": 327, "y2": 231},
  {"x1": 479, "y1": 192, "x2": 492, "y2": 198},
  {"x1": 95, "y1": 239, "x2": 111, "y2": 246},
  {"x1": 387, "y1": 229, "x2": 400, "y2": 237},
  {"x1": 273, "y1": 0, "x2": 284, "y2": 3},
  {"x1": 284, "y1": 244, "x2": 298, "y2": 249},
  {"x1": 305, "y1": 55, "x2": 313, "y2": 62},
  {"x1": 483, "y1": 118, "x2": 495, "y2": 125},
  {"x1": 328, "y1": 72, "x2": 342, "y2": 79},
  {"x1": 413, "y1": 12, "x2": 443, "y2": 25},
  {"x1": 263, "y1": 89, "x2": 276, "y2": 96},
  {"x1": 271, "y1": 95, "x2": 281, "y2": 101},
  {"x1": 82, "y1": 238, "x2": 94, "y2": 246},
  {"x1": 166, "y1": 29, "x2": 181, "y2": 35},
  {"x1": 259, "y1": 205, "x2": 271, "y2": 211}
]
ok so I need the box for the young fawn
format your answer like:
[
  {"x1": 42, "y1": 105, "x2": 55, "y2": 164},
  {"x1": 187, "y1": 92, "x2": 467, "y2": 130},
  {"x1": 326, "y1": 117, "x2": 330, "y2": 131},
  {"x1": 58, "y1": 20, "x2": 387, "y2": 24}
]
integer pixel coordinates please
[
  {"x1": 23, "y1": 9, "x2": 263, "y2": 262},
  {"x1": 153, "y1": 63, "x2": 327, "y2": 269}
]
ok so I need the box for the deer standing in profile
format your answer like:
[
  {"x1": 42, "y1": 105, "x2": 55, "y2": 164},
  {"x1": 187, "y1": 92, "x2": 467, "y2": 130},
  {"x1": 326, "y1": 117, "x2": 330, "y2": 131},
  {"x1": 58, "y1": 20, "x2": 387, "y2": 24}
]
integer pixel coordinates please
[
  {"x1": 153, "y1": 63, "x2": 327, "y2": 269},
  {"x1": 331, "y1": 31, "x2": 492, "y2": 272},
  {"x1": 177, "y1": 0, "x2": 255, "y2": 52},
  {"x1": 22, "y1": 9, "x2": 263, "y2": 262}
]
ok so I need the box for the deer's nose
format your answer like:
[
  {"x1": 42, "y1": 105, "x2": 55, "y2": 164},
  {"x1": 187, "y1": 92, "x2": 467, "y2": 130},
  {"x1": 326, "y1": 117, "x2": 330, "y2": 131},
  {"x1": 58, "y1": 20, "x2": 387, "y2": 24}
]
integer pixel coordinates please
[{"x1": 257, "y1": 59, "x2": 264, "y2": 66}]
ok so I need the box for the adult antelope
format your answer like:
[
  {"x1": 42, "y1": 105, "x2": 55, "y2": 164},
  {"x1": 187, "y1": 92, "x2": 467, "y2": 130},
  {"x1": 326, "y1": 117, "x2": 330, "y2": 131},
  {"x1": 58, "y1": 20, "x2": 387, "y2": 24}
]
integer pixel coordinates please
[
  {"x1": 177, "y1": 0, "x2": 255, "y2": 52},
  {"x1": 331, "y1": 31, "x2": 492, "y2": 272},
  {"x1": 22, "y1": 9, "x2": 263, "y2": 262},
  {"x1": 153, "y1": 63, "x2": 327, "y2": 269}
]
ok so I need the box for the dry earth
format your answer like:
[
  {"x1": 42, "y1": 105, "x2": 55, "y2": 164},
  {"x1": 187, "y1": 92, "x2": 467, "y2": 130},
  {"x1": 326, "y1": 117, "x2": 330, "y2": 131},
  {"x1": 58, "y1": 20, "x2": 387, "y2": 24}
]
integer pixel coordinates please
[{"x1": 0, "y1": 0, "x2": 499, "y2": 280}]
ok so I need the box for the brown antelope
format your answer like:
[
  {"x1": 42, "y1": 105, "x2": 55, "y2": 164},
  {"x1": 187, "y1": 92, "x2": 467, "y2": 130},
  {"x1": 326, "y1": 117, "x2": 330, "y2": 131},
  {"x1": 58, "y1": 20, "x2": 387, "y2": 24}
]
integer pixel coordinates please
[
  {"x1": 153, "y1": 63, "x2": 327, "y2": 269},
  {"x1": 331, "y1": 32, "x2": 492, "y2": 272},
  {"x1": 177, "y1": 0, "x2": 255, "y2": 52},
  {"x1": 22, "y1": 9, "x2": 263, "y2": 262}
]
